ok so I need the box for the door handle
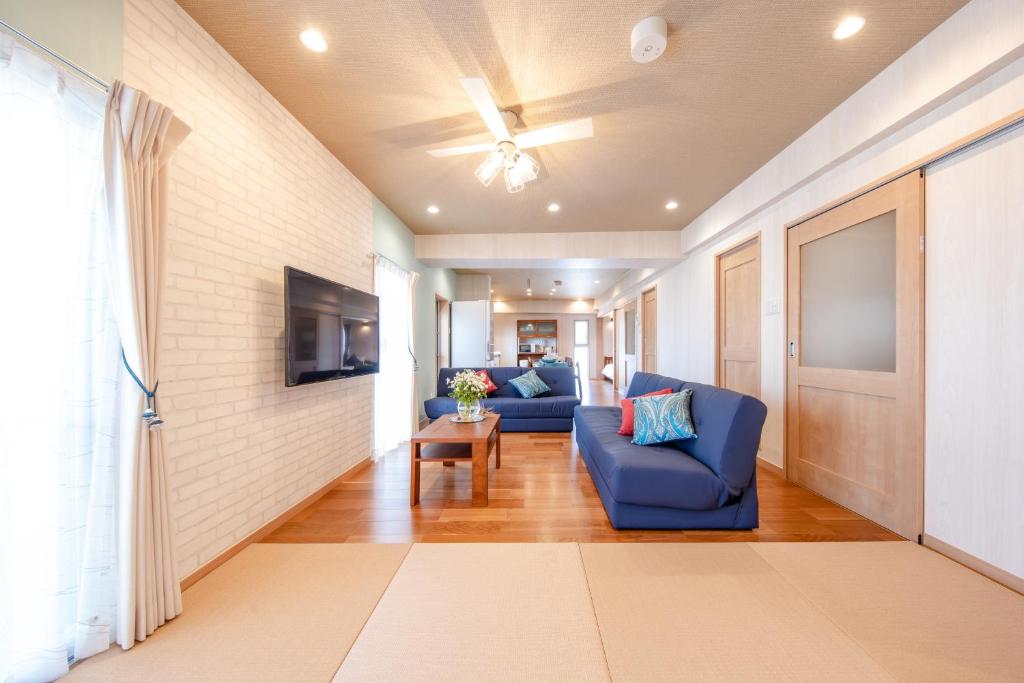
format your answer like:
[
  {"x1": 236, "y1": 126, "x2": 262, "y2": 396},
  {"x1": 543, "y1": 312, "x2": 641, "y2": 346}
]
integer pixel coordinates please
[{"x1": 788, "y1": 341, "x2": 797, "y2": 358}]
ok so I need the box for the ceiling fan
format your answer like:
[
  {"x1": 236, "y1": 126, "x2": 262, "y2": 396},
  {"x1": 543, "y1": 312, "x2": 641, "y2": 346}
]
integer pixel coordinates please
[{"x1": 428, "y1": 78, "x2": 594, "y2": 193}]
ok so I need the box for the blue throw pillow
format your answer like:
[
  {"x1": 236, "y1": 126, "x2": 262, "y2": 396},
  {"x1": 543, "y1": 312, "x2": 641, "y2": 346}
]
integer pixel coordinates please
[
  {"x1": 508, "y1": 369, "x2": 550, "y2": 398},
  {"x1": 632, "y1": 390, "x2": 697, "y2": 446}
]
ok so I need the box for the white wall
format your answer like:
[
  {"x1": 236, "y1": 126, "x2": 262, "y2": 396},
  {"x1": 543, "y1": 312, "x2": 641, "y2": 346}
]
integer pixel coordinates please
[
  {"x1": 0, "y1": 0, "x2": 123, "y2": 82},
  {"x1": 923, "y1": 126, "x2": 1024, "y2": 579},
  {"x1": 125, "y1": 0, "x2": 374, "y2": 578},
  {"x1": 595, "y1": 0, "x2": 1024, "y2": 578}
]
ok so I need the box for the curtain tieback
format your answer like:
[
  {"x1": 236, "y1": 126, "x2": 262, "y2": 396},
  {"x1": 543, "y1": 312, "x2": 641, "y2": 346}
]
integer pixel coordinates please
[{"x1": 121, "y1": 347, "x2": 163, "y2": 430}]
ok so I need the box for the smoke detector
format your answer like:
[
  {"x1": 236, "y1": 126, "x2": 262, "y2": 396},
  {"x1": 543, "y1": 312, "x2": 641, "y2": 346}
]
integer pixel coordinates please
[{"x1": 631, "y1": 16, "x2": 668, "y2": 63}]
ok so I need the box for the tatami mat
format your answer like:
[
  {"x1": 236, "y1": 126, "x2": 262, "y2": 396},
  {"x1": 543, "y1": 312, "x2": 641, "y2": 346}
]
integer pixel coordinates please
[
  {"x1": 581, "y1": 543, "x2": 892, "y2": 681},
  {"x1": 66, "y1": 544, "x2": 410, "y2": 683},
  {"x1": 333, "y1": 543, "x2": 610, "y2": 682},
  {"x1": 751, "y1": 542, "x2": 1024, "y2": 682},
  {"x1": 62, "y1": 541, "x2": 1024, "y2": 682}
]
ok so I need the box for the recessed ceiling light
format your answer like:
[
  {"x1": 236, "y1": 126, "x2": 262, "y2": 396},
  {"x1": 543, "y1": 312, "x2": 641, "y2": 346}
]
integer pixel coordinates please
[
  {"x1": 665, "y1": 200, "x2": 679, "y2": 210},
  {"x1": 299, "y1": 29, "x2": 328, "y2": 52},
  {"x1": 594, "y1": 280, "x2": 600, "y2": 284},
  {"x1": 547, "y1": 202, "x2": 560, "y2": 213},
  {"x1": 832, "y1": 16, "x2": 865, "y2": 40},
  {"x1": 426, "y1": 205, "x2": 440, "y2": 214}
]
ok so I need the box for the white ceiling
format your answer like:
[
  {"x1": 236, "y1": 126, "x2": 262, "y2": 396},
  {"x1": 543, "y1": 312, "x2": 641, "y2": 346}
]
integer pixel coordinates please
[
  {"x1": 178, "y1": 0, "x2": 967, "y2": 235},
  {"x1": 467, "y1": 268, "x2": 628, "y2": 300}
]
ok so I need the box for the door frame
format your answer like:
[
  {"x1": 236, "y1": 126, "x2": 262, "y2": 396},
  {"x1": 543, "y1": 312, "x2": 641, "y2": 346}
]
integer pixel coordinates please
[
  {"x1": 641, "y1": 285, "x2": 658, "y2": 373},
  {"x1": 435, "y1": 294, "x2": 450, "y2": 380},
  {"x1": 782, "y1": 172, "x2": 925, "y2": 539},
  {"x1": 714, "y1": 233, "x2": 761, "y2": 392}
]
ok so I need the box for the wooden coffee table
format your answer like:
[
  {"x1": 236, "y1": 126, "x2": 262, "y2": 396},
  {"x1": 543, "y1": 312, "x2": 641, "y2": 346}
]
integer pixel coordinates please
[{"x1": 410, "y1": 412, "x2": 501, "y2": 507}]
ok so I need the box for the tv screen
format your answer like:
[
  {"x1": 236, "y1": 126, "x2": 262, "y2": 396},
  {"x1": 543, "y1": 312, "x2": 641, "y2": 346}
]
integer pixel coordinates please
[{"x1": 284, "y1": 267, "x2": 379, "y2": 386}]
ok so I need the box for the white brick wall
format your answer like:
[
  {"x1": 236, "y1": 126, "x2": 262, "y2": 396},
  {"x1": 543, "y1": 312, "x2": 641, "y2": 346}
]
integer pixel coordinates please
[{"x1": 123, "y1": 0, "x2": 374, "y2": 578}]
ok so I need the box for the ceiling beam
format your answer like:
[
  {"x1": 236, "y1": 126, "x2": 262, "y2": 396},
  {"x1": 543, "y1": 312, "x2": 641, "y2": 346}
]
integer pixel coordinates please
[{"x1": 414, "y1": 230, "x2": 683, "y2": 269}]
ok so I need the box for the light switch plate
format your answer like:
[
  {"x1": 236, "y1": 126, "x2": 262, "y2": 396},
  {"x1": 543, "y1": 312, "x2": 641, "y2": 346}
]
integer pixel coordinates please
[{"x1": 765, "y1": 299, "x2": 781, "y2": 315}]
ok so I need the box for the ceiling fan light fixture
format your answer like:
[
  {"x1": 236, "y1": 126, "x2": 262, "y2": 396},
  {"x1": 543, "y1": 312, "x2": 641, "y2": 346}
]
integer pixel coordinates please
[
  {"x1": 474, "y1": 150, "x2": 505, "y2": 187},
  {"x1": 504, "y1": 150, "x2": 538, "y2": 193}
]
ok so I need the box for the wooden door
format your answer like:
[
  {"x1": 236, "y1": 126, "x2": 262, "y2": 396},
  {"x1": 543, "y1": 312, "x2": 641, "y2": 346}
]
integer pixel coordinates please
[
  {"x1": 786, "y1": 172, "x2": 924, "y2": 540},
  {"x1": 717, "y1": 238, "x2": 760, "y2": 398},
  {"x1": 642, "y1": 288, "x2": 657, "y2": 372}
]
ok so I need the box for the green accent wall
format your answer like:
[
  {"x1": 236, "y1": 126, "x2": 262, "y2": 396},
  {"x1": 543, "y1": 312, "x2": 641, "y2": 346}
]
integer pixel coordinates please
[
  {"x1": 0, "y1": 0, "x2": 123, "y2": 83},
  {"x1": 372, "y1": 197, "x2": 457, "y2": 419}
]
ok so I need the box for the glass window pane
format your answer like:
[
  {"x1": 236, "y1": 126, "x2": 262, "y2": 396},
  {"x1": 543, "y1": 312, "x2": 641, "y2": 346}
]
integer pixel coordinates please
[
  {"x1": 800, "y1": 210, "x2": 896, "y2": 372},
  {"x1": 574, "y1": 320, "x2": 589, "y2": 344}
]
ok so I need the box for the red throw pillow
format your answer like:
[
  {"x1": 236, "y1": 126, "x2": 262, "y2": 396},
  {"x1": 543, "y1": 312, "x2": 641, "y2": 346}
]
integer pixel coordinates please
[
  {"x1": 618, "y1": 388, "x2": 673, "y2": 435},
  {"x1": 476, "y1": 369, "x2": 498, "y2": 394}
]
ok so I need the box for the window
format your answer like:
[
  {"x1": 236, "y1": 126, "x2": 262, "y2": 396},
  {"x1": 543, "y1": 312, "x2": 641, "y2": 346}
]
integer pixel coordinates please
[
  {"x1": 0, "y1": 34, "x2": 120, "y2": 681},
  {"x1": 573, "y1": 320, "x2": 590, "y2": 381}
]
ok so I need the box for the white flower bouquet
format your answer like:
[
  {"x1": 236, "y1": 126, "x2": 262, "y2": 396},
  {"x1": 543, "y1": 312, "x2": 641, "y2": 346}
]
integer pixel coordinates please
[{"x1": 446, "y1": 369, "x2": 488, "y2": 404}]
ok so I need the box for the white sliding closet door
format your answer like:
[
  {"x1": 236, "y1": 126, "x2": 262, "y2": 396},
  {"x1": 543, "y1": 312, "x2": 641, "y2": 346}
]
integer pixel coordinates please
[{"x1": 924, "y1": 127, "x2": 1024, "y2": 581}]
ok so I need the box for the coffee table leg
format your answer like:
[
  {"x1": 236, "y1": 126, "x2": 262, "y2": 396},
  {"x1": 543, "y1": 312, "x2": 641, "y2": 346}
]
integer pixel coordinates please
[
  {"x1": 472, "y1": 440, "x2": 488, "y2": 507},
  {"x1": 410, "y1": 442, "x2": 421, "y2": 507},
  {"x1": 495, "y1": 422, "x2": 501, "y2": 470}
]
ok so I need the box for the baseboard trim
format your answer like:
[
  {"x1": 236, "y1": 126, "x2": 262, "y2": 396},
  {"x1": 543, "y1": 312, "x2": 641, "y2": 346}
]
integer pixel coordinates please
[
  {"x1": 756, "y1": 456, "x2": 784, "y2": 476},
  {"x1": 923, "y1": 533, "x2": 1023, "y2": 596},
  {"x1": 179, "y1": 456, "x2": 372, "y2": 591}
]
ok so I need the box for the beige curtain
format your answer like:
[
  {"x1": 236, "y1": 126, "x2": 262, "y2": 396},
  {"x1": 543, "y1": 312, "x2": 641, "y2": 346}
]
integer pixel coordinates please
[{"x1": 103, "y1": 81, "x2": 191, "y2": 648}]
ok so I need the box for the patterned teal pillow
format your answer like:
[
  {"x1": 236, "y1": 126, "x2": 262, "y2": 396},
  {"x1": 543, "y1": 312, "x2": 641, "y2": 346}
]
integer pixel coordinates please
[
  {"x1": 632, "y1": 390, "x2": 697, "y2": 446},
  {"x1": 509, "y1": 369, "x2": 550, "y2": 398}
]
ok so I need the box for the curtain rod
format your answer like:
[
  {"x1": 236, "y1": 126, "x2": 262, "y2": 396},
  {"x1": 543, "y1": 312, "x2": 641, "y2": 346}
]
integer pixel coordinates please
[{"x1": 0, "y1": 18, "x2": 110, "y2": 92}]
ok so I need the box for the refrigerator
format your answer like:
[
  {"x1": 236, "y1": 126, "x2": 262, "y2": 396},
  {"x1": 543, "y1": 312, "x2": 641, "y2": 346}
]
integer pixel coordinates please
[{"x1": 450, "y1": 300, "x2": 493, "y2": 367}]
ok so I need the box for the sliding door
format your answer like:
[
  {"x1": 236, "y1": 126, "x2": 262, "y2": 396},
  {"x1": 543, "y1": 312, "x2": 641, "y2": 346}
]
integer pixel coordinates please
[{"x1": 786, "y1": 172, "x2": 924, "y2": 540}]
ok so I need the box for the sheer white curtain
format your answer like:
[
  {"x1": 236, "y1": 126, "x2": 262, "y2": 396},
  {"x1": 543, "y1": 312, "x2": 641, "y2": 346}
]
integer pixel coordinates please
[
  {"x1": 0, "y1": 34, "x2": 121, "y2": 682},
  {"x1": 373, "y1": 256, "x2": 419, "y2": 459}
]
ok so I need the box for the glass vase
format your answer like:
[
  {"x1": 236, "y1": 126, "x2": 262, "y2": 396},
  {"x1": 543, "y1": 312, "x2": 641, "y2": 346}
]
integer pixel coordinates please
[{"x1": 457, "y1": 399, "x2": 481, "y2": 421}]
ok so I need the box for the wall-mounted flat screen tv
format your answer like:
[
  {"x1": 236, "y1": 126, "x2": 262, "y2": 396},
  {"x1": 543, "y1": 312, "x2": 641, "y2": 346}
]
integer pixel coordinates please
[{"x1": 284, "y1": 267, "x2": 379, "y2": 387}]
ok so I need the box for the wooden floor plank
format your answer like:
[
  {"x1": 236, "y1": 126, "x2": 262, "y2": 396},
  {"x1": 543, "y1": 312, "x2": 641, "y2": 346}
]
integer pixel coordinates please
[{"x1": 265, "y1": 380, "x2": 900, "y2": 544}]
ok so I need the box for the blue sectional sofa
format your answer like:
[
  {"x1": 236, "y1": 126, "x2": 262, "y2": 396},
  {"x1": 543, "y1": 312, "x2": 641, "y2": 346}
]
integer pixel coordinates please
[
  {"x1": 425, "y1": 367, "x2": 580, "y2": 432},
  {"x1": 574, "y1": 372, "x2": 766, "y2": 529}
]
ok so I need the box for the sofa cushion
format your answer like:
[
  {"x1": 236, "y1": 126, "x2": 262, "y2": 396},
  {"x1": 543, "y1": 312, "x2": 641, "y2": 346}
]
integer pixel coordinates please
[
  {"x1": 574, "y1": 405, "x2": 726, "y2": 511},
  {"x1": 625, "y1": 372, "x2": 685, "y2": 398},
  {"x1": 476, "y1": 370, "x2": 498, "y2": 393},
  {"x1": 509, "y1": 369, "x2": 550, "y2": 398},
  {"x1": 425, "y1": 395, "x2": 579, "y2": 421},
  {"x1": 618, "y1": 388, "x2": 673, "y2": 435},
  {"x1": 632, "y1": 390, "x2": 697, "y2": 446}
]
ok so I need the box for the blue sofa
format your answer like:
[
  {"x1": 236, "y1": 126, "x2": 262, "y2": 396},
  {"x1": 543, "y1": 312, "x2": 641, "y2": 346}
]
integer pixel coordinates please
[
  {"x1": 574, "y1": 372, "x2": 766, "y2": 529},
  {"x1": 425, "y1": 367, "x2": 580, "y2": 432}
]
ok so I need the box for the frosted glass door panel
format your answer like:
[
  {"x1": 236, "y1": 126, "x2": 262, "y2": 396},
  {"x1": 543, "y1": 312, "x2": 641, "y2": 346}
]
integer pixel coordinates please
[{"x1": 800, "y1": 210, "x2": 896, "y2": 372}]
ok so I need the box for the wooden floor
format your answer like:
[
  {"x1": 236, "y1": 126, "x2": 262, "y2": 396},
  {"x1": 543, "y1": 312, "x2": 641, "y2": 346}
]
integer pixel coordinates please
[{"x1": 265, "y1": 379, "x2": 899, "y2": 543}]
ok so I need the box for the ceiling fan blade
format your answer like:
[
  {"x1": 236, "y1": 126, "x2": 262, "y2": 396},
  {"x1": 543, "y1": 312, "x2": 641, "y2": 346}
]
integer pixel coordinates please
[
  {"x1": 426, "y1": 142, "x2": 497, "y2": 158},
  {"x1": 514, "y1": 118, "x2": 594, "y2": 149},
  {"x1": 459, "y1": 77, "x2": 511, "y2": 142}
]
